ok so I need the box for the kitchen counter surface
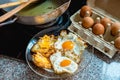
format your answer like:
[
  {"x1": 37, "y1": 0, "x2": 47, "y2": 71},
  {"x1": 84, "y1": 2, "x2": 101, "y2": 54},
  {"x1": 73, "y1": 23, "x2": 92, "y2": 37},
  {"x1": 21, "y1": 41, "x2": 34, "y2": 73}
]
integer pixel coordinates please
[{"x1": 0, "y1": 48, "x2": 120, "y2": 80}]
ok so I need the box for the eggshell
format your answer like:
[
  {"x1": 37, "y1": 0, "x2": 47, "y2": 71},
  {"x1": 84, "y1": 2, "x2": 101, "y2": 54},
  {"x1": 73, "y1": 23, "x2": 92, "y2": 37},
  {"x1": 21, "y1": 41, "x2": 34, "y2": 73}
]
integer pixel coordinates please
[
  {"x1": 80, "y1": 5, "x2": 92, "y2": 18},
  {"x1": 82, "y1": 17, "x2": 94, "y2": 29},
  {"x1": 111, "y1": 22, "x2": 120, "y2": 36},
  {"x1": 101, "y1": 17, "x2": 111, "y2": 28},
  {"x1": 114, "y1": 37, "x2": 120, "y2": 49},
  {"x1": 92, "y1": 23, "x2": 105, "y2": 35}
]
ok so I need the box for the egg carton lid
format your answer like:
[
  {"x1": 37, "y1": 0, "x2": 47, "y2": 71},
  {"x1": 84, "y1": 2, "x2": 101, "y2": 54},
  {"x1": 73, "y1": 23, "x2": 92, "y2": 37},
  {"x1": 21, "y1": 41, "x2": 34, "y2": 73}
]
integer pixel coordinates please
[{"x1": 87, "y1": 0, "x2": 120, "y2": 22}]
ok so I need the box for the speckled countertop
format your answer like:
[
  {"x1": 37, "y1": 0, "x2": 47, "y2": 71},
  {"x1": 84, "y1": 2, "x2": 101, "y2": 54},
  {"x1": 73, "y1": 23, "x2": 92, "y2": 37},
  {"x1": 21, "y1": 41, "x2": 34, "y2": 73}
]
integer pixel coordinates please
[{"x1": 0, "y1": 48, "x2": 120, "y2": 80}]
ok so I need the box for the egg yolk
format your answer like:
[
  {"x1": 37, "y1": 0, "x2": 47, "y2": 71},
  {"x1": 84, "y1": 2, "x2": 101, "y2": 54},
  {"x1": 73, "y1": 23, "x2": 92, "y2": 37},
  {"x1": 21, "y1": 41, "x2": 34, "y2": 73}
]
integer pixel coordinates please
[
  {"x1": 60, "y1": 59, "x2": 71, "y2": 67},
  {"x1": 62, "y1": 41, "x2": 74, "y2": 50}
]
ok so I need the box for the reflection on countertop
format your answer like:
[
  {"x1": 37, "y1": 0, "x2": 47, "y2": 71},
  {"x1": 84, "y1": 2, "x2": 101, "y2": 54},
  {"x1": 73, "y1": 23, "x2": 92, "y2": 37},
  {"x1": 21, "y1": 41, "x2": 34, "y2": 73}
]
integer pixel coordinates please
[
  {"x1": 0, "y1": 48, "x2": 120, "y2": 80},
  {"x1": 102, "y1": 62, "x2": 120, "y2": 80}
]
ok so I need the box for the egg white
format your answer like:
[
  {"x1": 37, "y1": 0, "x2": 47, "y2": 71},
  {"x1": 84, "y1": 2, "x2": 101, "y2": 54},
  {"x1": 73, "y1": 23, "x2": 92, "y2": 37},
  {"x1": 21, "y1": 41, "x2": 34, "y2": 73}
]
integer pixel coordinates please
[
  {"x1": 54, "y1": 32, "x2": 86, "y2": 63},
  {"x1": 50, "y1": 52, "x2": 78, "y2": 74}
]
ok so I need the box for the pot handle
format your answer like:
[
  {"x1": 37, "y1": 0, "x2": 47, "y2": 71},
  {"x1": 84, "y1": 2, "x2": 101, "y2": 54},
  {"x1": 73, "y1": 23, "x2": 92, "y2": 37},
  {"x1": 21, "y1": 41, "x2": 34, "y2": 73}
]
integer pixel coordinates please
[{"x1": 0, "y1": 17, "x2": 17, "y2": 27}]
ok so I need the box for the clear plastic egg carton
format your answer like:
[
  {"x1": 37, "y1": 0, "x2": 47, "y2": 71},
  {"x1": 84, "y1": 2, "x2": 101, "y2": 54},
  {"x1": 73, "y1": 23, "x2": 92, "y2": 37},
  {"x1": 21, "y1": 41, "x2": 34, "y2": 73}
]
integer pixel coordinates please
[{"x1": 68, "y1": 8, "x2": 120, "y2": 58}]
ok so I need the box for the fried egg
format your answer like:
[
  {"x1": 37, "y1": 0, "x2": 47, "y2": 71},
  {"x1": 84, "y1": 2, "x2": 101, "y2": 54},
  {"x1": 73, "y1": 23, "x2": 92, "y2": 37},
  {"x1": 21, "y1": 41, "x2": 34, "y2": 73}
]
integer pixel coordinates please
[
  {"x1": 50, "y1": 51, "x2": 78, "y2": 74},
  {"x1": 54, "y1": 31, "x2": 87, "y2": 63},
  {"x1": 32, "y1": 52, "x2": 52, "y2": 69}
]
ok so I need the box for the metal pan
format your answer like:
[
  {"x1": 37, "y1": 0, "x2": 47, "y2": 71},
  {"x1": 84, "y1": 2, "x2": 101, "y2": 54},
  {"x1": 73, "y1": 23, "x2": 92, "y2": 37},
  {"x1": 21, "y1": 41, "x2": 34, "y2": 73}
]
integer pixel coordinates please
[
  {"x1": 25, "y1": 25, "x2": 93, "y2": 79},
  {"x1": 0, "y1": 0, "x2": 71, "y2": 26}
]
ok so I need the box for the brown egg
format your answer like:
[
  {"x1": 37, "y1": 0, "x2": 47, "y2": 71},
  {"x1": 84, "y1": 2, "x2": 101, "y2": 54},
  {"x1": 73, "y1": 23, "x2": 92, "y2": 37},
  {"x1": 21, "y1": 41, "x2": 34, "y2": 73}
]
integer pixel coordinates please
[
  {"x1": 80, "y1": 5, "x2": 92, "y2": 18},
  {"x1": 100, "y1": 17, "x2": 111, "y2": 28},
  {"x1": 114, "y1": 37, "x2": 120, "y2": 49},
  {"x1": 82, "y1": 17, "x2": 94, "y2": 29},
  {"x1": 92, "y1": 23, "x2": 105, "y2": 35},
  {"x1": 111, "y1": 22, "x2": 120, "y2": 36}
]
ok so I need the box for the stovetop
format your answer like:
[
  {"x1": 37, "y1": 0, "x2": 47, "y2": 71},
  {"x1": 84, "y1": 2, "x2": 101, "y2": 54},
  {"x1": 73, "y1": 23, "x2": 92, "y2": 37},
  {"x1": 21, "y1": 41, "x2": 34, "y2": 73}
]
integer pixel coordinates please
[{"x1": 0, "y1": 0, "x2": 86, "y2": 60}]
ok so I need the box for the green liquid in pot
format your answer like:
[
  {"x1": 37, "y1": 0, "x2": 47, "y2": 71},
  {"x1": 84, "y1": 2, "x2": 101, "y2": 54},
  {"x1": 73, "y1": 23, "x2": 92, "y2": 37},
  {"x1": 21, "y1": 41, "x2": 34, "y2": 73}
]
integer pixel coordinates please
[{"x1": 18, "y1": 0, "x2": 60, "y2": 16}]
